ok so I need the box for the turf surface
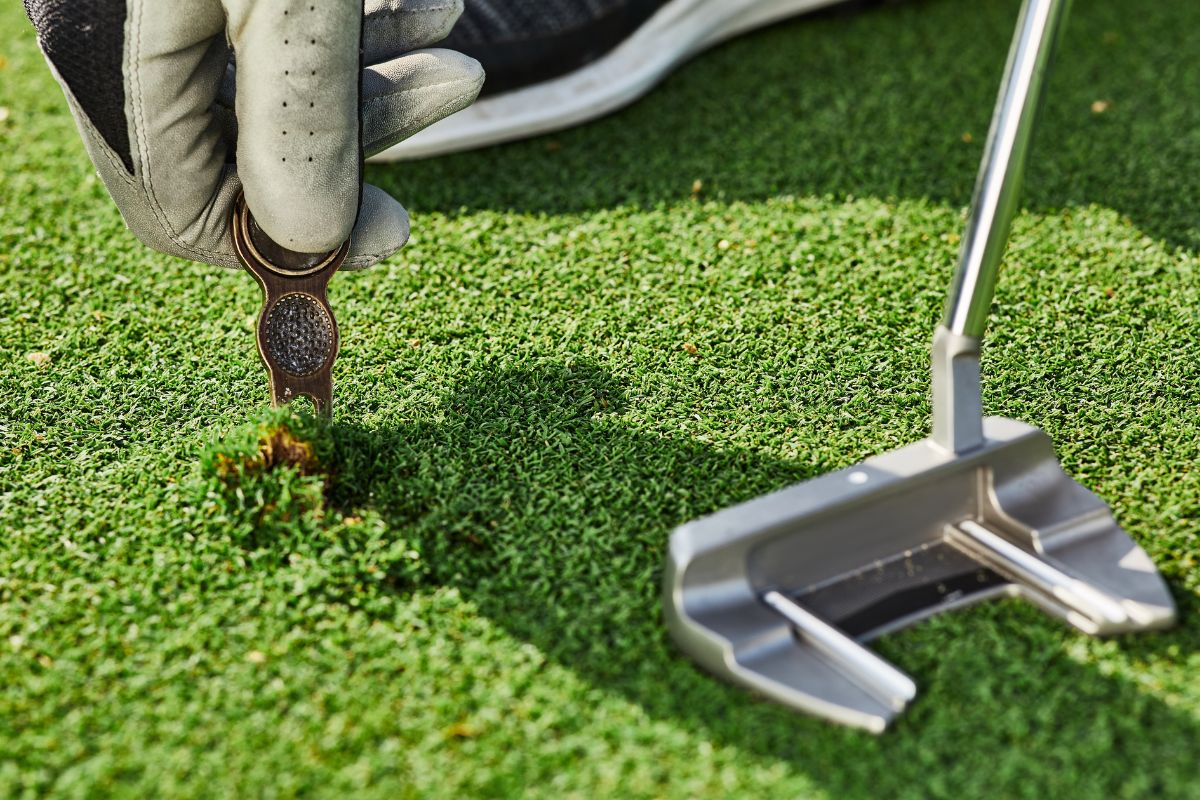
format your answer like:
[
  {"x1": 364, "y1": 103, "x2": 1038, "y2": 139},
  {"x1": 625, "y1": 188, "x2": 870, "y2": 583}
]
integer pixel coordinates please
[{"x1": 3, "y1": 0, "x2": 1200, "y2": 796}]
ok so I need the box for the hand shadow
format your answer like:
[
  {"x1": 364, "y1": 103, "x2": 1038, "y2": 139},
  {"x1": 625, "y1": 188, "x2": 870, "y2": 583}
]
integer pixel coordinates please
[{"x1": 326, "y1": 358, "x2": 1199, "y2": 798}]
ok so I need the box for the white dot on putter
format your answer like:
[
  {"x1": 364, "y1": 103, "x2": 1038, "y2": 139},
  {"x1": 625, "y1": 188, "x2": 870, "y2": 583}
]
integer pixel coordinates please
[{"x1": 848, "y1": 471, "x2": 868, "y2": 485}]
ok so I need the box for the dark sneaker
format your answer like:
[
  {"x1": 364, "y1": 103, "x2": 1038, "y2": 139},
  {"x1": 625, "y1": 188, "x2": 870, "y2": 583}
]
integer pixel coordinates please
[{"x1": 374, "y1": 0, "x2": 864, "y2": 159}]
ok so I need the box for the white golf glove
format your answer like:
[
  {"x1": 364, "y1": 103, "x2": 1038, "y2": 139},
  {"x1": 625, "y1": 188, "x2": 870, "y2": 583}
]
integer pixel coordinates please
[{"x1": 24, "y1": 0, "x2": 483, "y2": 267}]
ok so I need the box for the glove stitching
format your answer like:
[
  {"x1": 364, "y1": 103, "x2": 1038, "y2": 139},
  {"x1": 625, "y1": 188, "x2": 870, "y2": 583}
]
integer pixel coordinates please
[
  {"x1": 54, "y1": 59, "x2": 240, "y2": 264},
  {"x1": 90, "y1": 125, "x2": 137, "y2": 189},
  {"x1": 129, "y1": 0, "x2": 151, "y2": 201},
  {"x1": 129, "y1": 0, "x2": 179, "y2": 250},
  {"x1": 344, "y1": 248, "x2": 403, "y2": 268},
  {"x1": 56, "y1": 82, "x2": 139, "y2": 190},
  {"x1": 363, "y1": 83, "x2": 482, "y2": 155}
]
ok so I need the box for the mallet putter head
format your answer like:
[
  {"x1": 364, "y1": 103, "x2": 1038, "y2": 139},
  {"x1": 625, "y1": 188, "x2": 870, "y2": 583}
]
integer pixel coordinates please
[{"x1": 664, "y1": 416, "x2": 1175, "y2": 733}]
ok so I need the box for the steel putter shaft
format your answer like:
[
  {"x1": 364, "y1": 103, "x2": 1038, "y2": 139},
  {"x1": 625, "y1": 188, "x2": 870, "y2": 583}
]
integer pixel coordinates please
[{"x1": 663, "y1": 0, "x2": 1175, "y2": 733}]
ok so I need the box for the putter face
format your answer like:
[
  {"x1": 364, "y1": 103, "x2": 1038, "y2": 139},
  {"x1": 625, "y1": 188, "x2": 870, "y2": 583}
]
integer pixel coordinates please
[
  {"x1": 231, "y1": 194, "x2": 348, "y2": 415},
  {"x1": 664, "y1": 418, "x2": 1176, "y2": 732}
]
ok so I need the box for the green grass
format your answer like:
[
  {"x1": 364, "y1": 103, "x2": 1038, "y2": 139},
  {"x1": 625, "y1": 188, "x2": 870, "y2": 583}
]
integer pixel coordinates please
[{"x1": 3, "y1": 0, "x2": 1200, "y2": 796}]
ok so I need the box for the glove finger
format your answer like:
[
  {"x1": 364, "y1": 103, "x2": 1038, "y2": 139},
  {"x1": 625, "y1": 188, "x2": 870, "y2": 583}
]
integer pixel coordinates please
[
  {"x1": 216, "y1": 48, "x2": 482, "y2": 157},
  {"x1": 223, "y1": 0, "x2": 362, "y2": 254},
  {"x1": 362, "y1": 49, "x2": 484, "y2": 157},
  {"x1": 342, "y1": 183, "x2": 411, "y2": 269},
  {"x1": 187, "y1": 168, "x2": 408, "y2": 270},
  {"x1": 363, "y1": 0, "x2": 464, "y2": 65},
  {"x1": 196, "y1": 170, "x2": 408, "y2": 270}
]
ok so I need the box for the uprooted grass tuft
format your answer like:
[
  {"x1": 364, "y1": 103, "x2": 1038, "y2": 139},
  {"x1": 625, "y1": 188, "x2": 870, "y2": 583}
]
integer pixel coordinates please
[
  {"x1": 197, "y1": 407, "x2": 335, "y2": 547},
  {"x1": 191, "y1": 407, "x2": 431, "y2": 604},
  {"x1": 207, "y1": 407, "x2": 332, "y2": 481},
  {"x1": 214, "y1": 424, "x2": 323, "y2": 481}
]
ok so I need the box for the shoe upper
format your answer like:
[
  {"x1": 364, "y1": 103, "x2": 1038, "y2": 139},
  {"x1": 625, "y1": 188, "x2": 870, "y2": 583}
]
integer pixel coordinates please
[{"x1": 447, "y1": 0, "x2": 669, "y2": 95}]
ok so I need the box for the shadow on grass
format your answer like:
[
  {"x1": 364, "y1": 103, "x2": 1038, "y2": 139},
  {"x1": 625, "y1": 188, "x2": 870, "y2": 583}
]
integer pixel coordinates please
[
  {"x1": 368, "y1": 0, "x2": 1200, "y2": 252},
  {"x1": 351, "y1": 1, "x2": 1200, "y2": 779},
  {"x1": 326, "y1": 359, "x2": 1198, "y2": 797}
]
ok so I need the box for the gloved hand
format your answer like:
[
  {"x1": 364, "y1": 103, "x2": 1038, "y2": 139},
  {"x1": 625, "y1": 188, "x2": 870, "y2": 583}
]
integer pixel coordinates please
[{"x1": 24, "y1": 0, "x2": 483, "y2": 268}]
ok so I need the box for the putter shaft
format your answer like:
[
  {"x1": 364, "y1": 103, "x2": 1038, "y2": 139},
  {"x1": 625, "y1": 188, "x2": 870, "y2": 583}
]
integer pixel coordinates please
[
  {"x1": 943, "y1": 0, "x2": 1072, "y2": 338},
  {"x1": 934, "y1": 0, "x2": 1072, "y2": 455}
]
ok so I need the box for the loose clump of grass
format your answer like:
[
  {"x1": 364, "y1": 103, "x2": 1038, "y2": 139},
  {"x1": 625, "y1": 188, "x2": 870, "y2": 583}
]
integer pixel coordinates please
[
  {"x1": 197, "y1": 407, "x2": 334, "y2": 547},
  {"x1": 189, "y1": 408, "x2": 431, "y2": 614},
  {"x1": 216, "y1": 422, "x2": 324, "y2": 480}
]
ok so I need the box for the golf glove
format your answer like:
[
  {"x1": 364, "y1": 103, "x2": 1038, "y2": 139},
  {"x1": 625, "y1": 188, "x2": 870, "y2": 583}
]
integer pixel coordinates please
[{"x1": 23, "y1": 0, "x2": 484, "y2": 268}]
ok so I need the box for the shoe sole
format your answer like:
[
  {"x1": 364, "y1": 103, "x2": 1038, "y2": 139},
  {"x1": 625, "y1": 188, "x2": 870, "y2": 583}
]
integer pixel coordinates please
[{"x1": 371, "y1": 0, "x2": 852, "y2": 161}]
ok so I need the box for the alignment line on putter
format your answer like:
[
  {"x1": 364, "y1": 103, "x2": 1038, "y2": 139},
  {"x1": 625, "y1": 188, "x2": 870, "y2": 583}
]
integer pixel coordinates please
[
  {"x1": 762, "y1": 590, "x2": 917, "y2": 711},
  {"x1": 946, "y1": 520, "x2": 1130, "y2": 633}
]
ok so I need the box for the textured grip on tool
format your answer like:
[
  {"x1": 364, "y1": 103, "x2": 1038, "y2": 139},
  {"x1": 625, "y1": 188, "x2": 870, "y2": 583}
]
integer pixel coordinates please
[{"x1": 264, "y1": 294, "x2": 334, "y2": 376}]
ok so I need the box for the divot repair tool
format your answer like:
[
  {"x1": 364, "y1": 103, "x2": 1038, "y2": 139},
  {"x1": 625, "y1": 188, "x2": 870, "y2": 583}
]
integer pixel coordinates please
[{"x1": 231, "y1": 192, "x2": 349, "y2": 416}]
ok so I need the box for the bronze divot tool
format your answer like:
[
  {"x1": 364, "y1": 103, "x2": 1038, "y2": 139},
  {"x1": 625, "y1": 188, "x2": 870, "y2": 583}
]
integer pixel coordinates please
[{"x1": 231, "y1": 192, "x2": 349, "y2": 416}]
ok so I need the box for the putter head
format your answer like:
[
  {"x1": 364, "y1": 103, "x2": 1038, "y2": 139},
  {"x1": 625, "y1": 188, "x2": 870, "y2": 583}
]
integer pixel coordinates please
[{"x1": 664, "y1": 417, "x2": 1175, "y2": 732}]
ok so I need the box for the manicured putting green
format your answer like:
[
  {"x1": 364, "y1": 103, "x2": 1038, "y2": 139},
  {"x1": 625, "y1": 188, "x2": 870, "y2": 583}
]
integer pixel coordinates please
[{"x1": 2, "y1": 0, "x2": 1198, "y2": 796}]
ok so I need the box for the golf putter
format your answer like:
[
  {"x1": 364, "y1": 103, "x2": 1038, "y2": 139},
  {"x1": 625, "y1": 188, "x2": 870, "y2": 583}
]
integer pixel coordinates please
[
  {"x1": 663, "y1": 0, "x2": 1175, "y2": 733},
  {"x1": 231, "y1": 192, "x2": 348, "y2": 416}
]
